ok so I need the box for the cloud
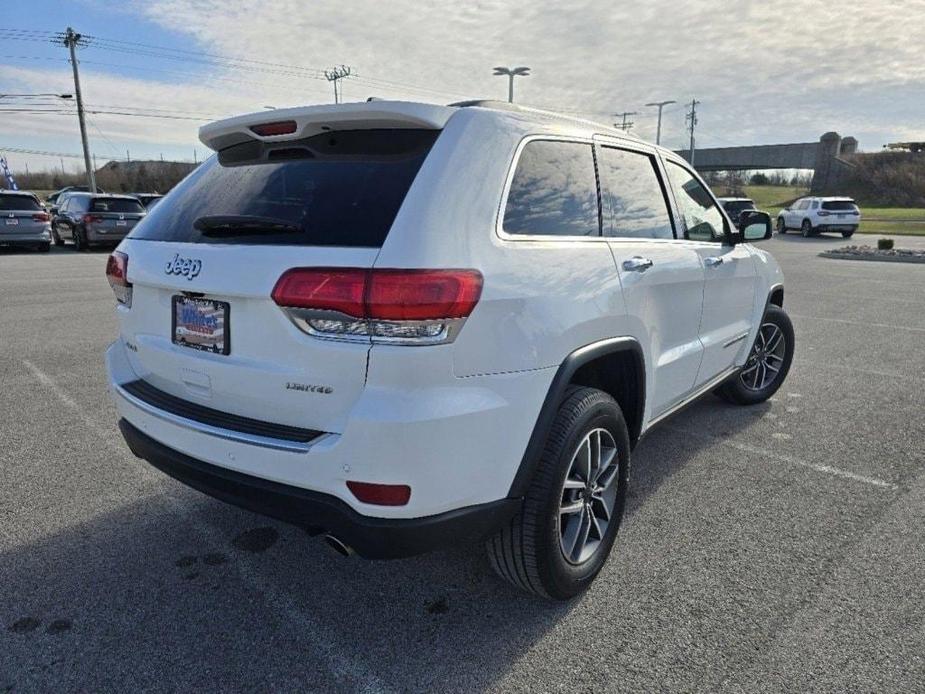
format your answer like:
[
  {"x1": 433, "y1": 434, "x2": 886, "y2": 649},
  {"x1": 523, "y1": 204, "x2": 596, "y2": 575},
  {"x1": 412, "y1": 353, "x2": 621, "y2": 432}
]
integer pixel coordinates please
[{"x1": 3, "y1": 0, "x2": 924, "y2": 172}]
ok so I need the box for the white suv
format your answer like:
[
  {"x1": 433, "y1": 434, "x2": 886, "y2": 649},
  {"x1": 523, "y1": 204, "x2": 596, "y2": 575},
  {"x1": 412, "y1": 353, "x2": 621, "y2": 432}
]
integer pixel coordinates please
[
  {"x1": 106, "y1": 100, "x2": 794, "y2": 599},
  {"x1": 777, "y1": 196, "x2": 861, "y2": 238}
]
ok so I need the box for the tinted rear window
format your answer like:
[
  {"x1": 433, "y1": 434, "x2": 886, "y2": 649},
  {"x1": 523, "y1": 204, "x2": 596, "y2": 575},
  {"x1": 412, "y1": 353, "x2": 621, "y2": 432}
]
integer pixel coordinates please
[
  {"x1": 723, "y1": 200, "x2": 755, "y2": 214},
  {"x1": 0, "y1": 195, "x2": 41, "y2": 211},
  {"x1": 822, "y1": 200, "x2": 857, "y2": 211},
  {"x1": 129, "y1": 129, "x2": 438, "y2": 247},
  {"x1": 91, "y1": 198, "x2": 145, "y2": 213}
]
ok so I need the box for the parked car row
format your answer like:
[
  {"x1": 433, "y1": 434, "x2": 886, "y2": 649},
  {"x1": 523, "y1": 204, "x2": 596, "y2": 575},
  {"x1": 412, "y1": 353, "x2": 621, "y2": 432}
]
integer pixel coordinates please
[{"x1": 0, "y1": 188, "x2": 163, "y2": 252}]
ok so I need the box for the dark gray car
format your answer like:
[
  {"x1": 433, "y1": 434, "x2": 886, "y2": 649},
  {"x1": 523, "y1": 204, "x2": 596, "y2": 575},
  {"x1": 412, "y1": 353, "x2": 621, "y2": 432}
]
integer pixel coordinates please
[
  {"x1": 0, "y1": 191, "x2": 52, "y2": 252},
  {"x1": 52, "y1": 193, "x2": 146, "y2": 251}
]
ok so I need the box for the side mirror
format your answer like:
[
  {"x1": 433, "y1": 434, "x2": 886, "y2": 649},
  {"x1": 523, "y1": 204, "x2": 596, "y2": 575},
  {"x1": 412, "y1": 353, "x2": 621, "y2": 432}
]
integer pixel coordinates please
[{"x1": 739, "y1": 210, "x2": 772, "y2": 241}]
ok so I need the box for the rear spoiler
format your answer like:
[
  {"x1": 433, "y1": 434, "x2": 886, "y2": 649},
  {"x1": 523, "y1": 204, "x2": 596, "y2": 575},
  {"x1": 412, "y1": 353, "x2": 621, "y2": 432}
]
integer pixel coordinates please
[{"x1": 199, "y1": 101, "x2": 456, "y2": 152}]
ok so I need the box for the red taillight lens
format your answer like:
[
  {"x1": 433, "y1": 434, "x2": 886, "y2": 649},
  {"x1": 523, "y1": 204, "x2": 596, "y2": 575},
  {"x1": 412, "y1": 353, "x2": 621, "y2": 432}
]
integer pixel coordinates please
[
  {"x1": 32, "y1": 212, "x2": 50, "y2": 222},
  {"x1": 366, "y1": 269, "x2": 483, "y2": 320},
  {"x1": 83, "y1": 214, "x2": 101, "y2": 224},
  {"x1": 346, "y1": 481, "x2": 411, "y2": 506},
  {"x1": 271, "y1": 268, "x2": 483, "y2": 320},
  {"x1": 271, "y1": 268, "x2": 367, "y2": 317},
  {"x1": 250, "y1": 120, "x2": 297, "y2": 136},
  {"x1": 106, "y1": 251, "x2": 132, "y2": 306}
]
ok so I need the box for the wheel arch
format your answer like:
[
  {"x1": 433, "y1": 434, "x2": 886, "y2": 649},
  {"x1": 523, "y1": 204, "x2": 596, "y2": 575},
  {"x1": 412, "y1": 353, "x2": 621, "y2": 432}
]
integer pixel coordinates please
[
  {"x1": 768, "y1": 284, "x2": 784, "y2": 309},
  {"x1": 506, "y1": 337, "x2": 645, "y2": 499}
]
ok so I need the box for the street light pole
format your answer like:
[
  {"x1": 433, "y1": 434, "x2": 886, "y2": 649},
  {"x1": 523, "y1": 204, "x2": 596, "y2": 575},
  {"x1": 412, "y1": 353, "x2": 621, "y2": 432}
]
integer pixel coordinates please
[
  {"x1": 493, "y1": 66, "x2": 531, "y2": 103},
  {"x1": 645, "y1": 100, "x2": 676, "y2": 146}
]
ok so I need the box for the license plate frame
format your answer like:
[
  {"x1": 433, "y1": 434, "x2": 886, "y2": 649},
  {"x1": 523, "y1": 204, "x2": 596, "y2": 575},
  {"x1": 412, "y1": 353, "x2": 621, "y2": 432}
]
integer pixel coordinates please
[
  {"x1": 5, "y1": 218, "x2": 19, "y2": 226},
  {"x1": 116, "y1": 220, "x2": 127, "y2": 227},
  {"x1": 171, "y1": 296, "x2": 230, "y2": 355}
]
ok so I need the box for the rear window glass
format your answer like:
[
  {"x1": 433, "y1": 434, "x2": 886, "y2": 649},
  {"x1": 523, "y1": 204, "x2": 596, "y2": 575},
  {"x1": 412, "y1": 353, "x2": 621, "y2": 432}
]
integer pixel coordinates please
[
  {"x1": 723, "y1": 200, "x2": 754, "y2": 214},
  {"x1": 822, "y1": 200, "x2": 857, "y2": 211},
  {"x1": 91, "y1": 198, "x2": 145, "y2": 213},
  {"x1": 129, "y1": 129, "x2": 438, "y2": 247},
  {"x1": 0, "y1": 195, "x2": 41, "y2": 211}
]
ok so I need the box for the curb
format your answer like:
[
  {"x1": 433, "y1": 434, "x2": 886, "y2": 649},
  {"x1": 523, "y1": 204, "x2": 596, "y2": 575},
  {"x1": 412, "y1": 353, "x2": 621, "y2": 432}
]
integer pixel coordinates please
[{"x1": 819, "y1": 252, "x2": 925, "y2": 265}]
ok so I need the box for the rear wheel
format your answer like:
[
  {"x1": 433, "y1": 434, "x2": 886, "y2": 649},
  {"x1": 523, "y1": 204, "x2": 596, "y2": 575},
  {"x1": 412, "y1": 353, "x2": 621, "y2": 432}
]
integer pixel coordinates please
[
  {"x1": 486, "y1": 387, "x2": 630, "y2": 600},
  {"x1": 51, "y1": 224, "x2": 64, "y2": 247},
  {"x1": 73, "y1": 228, "x2": 87, "y2": 252},
  {"x1": 776, "y1": 217, "x2": 786, "y2": 234},
  {"x1": 842, "y1": 230, "x2": 854, "y2": 238},
  {"x1": 801, "y1": 220, "x2": 813, "y2": 237},
  {"x1": 37, "y1": 242, "x2": 50, "y2": 253},
  {"x1": 717, "y1": 304, "x2": 794, "y2": 405}
]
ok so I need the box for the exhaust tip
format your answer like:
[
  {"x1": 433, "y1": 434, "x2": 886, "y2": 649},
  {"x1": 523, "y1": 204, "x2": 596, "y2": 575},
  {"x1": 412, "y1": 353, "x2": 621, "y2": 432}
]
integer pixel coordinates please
[{"x1": 323, "y1": 534, "x2": 354, "y2": 557}]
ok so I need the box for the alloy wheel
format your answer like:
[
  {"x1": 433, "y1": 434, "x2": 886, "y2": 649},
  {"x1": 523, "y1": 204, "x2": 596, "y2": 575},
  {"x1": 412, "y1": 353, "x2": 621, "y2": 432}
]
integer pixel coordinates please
[
  {"x1": 558, "y1": 428, "x2": 619, "y2": 565},
  {"x1": 740, "y1": 321, "x2": 786, "y2": 391}
]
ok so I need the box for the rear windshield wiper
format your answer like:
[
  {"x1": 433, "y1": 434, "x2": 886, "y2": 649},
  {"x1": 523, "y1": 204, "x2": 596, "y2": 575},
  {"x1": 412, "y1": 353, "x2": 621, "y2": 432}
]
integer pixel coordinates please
[{"x1": 193, "y1": 215, "x2": 302, "y2": 236}]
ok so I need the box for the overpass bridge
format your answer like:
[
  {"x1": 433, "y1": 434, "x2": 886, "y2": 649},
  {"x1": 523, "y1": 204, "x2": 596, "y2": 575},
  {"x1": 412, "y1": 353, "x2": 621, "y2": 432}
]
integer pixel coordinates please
[{"x1": 676, "y1": 132, "x2": 858, "y2": 193}]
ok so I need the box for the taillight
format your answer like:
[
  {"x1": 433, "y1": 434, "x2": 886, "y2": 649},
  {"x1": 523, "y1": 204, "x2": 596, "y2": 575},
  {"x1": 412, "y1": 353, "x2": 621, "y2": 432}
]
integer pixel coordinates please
[
  {"x1": 106, "y1": 251, "x2": 132, "y2": 307},
  {"x1": 817, "y1": 210, "x2": 830, "y2": 216},
  {"x1": 271, "y1": 268, "x2": 483, "y2": 344},
  {"x1": 250, "y1": 120, "x2": 297, "y2": 136},
  {"x1": 346, "y1": 481, "x2": 411, "y2": 506},
  {"x1": 83, "y1": 214, "x2": 102, "y2": 224},
  {"x1": 32, "y1": 212, "x2": 50, "y2": 222}
]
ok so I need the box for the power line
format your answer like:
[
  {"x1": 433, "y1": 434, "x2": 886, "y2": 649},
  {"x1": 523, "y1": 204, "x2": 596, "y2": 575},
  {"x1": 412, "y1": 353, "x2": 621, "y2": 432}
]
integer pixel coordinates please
[{"x1": 613, "y1": 111, "x2": 638, "y2": 132}]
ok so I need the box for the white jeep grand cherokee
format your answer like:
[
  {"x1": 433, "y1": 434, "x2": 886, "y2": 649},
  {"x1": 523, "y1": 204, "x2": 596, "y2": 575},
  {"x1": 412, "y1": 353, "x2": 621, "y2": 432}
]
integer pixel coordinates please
[{"x1": 106, "y1": 100, "x2": 794, "y2": 599}]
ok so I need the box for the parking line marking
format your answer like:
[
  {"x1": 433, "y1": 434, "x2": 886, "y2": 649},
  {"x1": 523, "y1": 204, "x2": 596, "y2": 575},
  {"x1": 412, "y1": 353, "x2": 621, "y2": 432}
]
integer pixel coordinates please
[
  {"x1": 21, "y1": 358, "x2": 392, "y2": 694},
  {"x1": 666, "y1": 426, "x2": 898, "y2": 490},
  {"x1": 790, "y1": 313, "x2": 925, "y2": 334}
]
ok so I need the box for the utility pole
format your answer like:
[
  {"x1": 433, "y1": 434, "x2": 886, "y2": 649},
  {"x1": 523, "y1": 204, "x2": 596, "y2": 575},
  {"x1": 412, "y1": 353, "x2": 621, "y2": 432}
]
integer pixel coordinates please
[
  {"x1": 645, "y1": 100, "x2": 676, "y2": 146},
  {"x1": 613, "y1": 111, "x2": 638, "y2": 132},
  {"x1": 61, "y1": 27, "x2": 96, "y2": 192},
  {"x1": 324, "y1": 65, "x2": 352, "y2": 104},
  {"x1": 686, "y1": 98, "x2": 700, "y2": 166}
]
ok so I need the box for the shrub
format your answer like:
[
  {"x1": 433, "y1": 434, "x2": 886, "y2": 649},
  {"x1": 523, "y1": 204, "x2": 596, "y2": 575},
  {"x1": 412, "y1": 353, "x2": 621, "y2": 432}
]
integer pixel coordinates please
[{"x1": 878, "y1": 238, "x2": 894, "y2": 250}]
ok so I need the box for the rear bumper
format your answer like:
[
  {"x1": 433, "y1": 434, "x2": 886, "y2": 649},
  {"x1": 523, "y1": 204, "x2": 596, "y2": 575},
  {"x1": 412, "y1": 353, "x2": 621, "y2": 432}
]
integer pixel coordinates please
[
  {"x1": 0, "y1": 229, "x2": 50, "y2": 245},
  {"x1": 816, "y1": 224, "x2": 858, "y2": 232},
  {"x1": 87, "y1": 228, "x2": 130, "y2": 243},
  {"x1": 119, "y1": 418, "x2": 520, "y2": 558}
]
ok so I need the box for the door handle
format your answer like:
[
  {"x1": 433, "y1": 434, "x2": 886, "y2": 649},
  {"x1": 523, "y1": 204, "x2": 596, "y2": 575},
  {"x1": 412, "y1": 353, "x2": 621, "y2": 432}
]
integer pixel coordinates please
[
  {"x1": 622, "y1": 256, "x2": 654, "y2": 272},
  {"x1": 704, "y1": 256, "x2": 724, "y2": 267}
]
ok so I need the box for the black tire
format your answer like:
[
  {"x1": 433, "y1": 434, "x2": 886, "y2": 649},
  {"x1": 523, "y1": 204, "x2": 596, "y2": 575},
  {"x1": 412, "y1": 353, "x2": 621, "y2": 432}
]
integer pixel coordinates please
[
  {"x1": 776, "y1": 217, "x2": 787, "y2": 234},
  {"x1": 717, "y1": 304, "x2": 794, "y2": 405},
  {"x1": 73, "y1": 228, "x2": 87, "y2": 252},
  {"x1": 801, "y1": 219, "x2": 813, "y2": 238},
  {"x1": 842, "y1": 230, "x2": 854, "y2": 239},
  {"x1": 51, "y1": 224, "x2": 64, "y2": 247},
  {"x1": 486, "y1": 387, "x2": 630, "y2": 600},
  {"x1": 37, "y1": 242, "x2": 50, "y2": 253}
]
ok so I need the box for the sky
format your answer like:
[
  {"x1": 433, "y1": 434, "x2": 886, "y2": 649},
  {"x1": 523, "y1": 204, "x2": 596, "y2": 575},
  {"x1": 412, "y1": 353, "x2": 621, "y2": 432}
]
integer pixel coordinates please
[{"x1": 2, "y1": 0, "x2": 924, "y2": 176}]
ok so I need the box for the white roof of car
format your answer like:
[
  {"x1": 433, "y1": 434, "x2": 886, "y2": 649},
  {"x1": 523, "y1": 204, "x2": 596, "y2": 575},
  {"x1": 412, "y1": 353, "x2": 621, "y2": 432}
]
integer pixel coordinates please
[
  {"x1": 717, "y1": 197, "x2": 753, "y2": 202},
  {"x1": 199, "y1": 99, "x2": 647, "y2": 153}
]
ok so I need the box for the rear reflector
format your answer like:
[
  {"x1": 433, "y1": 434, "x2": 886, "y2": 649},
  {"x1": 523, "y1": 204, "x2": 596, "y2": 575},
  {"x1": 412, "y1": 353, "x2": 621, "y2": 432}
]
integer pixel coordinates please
[
  {"x1": 250, "y1": 120, "x2": 298, "y2": 137},
  {"x1": 346, "y1": 481, "x2": 411, "y2": 506},
  {"x1": 106, "y1": 251, "x2": 132, "y2": 307}
]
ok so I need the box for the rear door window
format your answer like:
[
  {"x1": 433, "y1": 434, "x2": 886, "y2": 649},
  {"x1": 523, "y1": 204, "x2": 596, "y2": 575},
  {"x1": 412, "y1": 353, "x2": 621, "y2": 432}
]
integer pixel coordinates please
[
  {"x1": 129, "y1": 129, "x2": 438, "y2": 247},
  {"x1": 503, "y1": 140, "x2": 599, "y2": 237},
  {"x1": 597, "y1": 146, "x2": 673, "y2": 239}
]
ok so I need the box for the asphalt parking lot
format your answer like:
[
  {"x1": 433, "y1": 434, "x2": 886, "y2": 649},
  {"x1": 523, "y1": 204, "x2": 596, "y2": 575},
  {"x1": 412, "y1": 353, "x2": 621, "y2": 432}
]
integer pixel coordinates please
[{"x1": 2, "y1": 234, "x2": 924, "y2": 693}]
